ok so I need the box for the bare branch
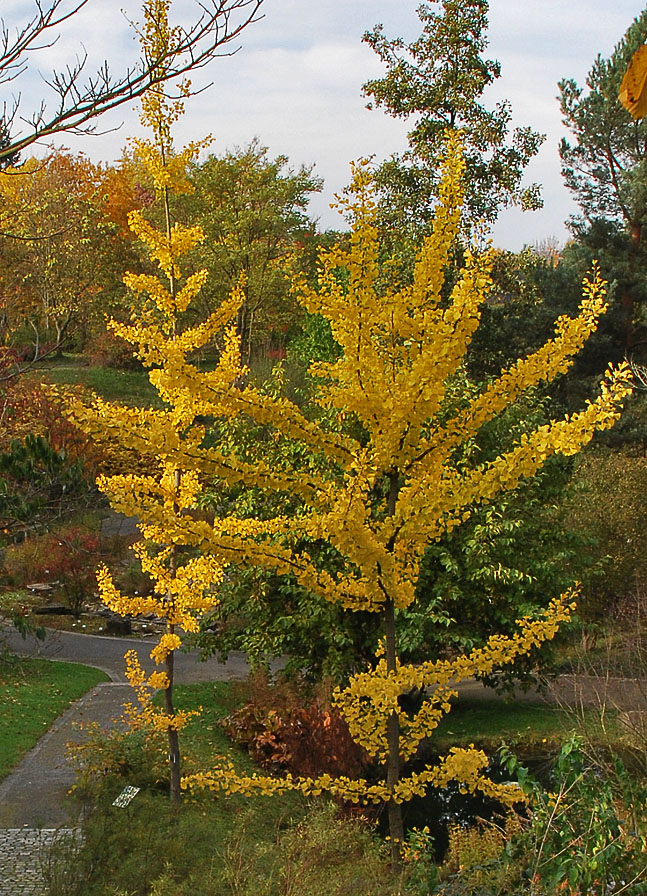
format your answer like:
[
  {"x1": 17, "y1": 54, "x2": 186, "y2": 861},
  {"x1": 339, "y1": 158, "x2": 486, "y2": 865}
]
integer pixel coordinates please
[
  {"x1": 0, "y1": 0, "x2": 265, "y2": 164},
  {"x1": 629, "y1": 356, "x2": 647, "y2": 391},
  {"x1": 0, "y1": 1, "x2": 89, "y2": 86}
]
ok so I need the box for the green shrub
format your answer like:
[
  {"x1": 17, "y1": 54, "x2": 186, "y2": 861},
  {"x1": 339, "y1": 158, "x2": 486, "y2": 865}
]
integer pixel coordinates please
[
  {"x1": 68, "y1": 724, "x2": 168, "y2": 799},
  {"x1": 41, "y1": 796, "x2": 411, "y2": 896}
]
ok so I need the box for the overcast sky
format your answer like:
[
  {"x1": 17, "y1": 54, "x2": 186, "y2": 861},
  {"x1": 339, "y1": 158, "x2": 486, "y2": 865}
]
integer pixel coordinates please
[{"x1": 4, "y1": 0, "x2": 647, "y2": 249}]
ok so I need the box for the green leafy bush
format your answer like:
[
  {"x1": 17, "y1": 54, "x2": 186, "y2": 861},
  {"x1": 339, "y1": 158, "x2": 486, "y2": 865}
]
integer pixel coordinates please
[
  {"x1": 68, "y1": 723, "x2": 168, "y2": 798},
  {"x1": 0, "y1": 434, "x2": 92, "y2": 539},
  {"x1": 499, "y1": 740, "x2": 647, "y2": 895}
]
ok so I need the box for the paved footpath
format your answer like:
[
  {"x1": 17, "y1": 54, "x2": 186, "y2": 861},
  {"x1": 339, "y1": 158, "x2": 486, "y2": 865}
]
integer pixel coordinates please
[
  {"x1": 0, "y1": 829, "x2": 79, "y2": 896},
  {"x1": 2, "y1": 625, "x2": 253, "y2": 683},
  {"x1": 0, "y1": 627, "x2": 256, "y2": 896}
]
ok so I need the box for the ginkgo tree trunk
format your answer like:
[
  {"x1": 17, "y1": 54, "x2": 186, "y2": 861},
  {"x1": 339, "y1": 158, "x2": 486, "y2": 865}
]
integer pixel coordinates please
[{"x1": 75, "y1": 128, "x2": 631, "y2": 856}]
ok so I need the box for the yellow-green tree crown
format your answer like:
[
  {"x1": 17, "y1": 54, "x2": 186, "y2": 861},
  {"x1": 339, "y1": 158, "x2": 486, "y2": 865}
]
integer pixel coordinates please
[
  {"x1": 69, "y1": 0, "x2": 232, "y2": 733},
  {"x1": 72, "y1": 125, "x2": 631, "y2": 806}
]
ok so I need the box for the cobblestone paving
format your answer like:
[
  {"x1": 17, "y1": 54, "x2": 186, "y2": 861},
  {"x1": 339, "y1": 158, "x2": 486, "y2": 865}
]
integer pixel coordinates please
[{"x1": 0, "y1": 828, "x2": 79, "y2": 896}]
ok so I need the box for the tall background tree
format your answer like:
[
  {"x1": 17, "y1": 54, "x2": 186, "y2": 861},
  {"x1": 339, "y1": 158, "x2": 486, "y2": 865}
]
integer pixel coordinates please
[
  {"x1": 559, "y1": 10, "x2": 647, "y2": 361},
  {"x1": 185, "y1": 140, "x2": 322, "y2": 362},
  {"x1": 0, "y1": 151, "x2": 132, "y2": 357},
  {"x1": 363, "y1": 0, "x2": 543, "y2": 241}
]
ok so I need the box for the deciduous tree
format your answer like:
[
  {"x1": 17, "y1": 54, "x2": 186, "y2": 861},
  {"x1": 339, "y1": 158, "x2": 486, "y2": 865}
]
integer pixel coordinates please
[
  {"x1": 0, "y1": 151, "x2": 127, "y2": 358},
  {"x1": 0, "y1": 0, "x2": 264, "y2": 165},
  {"x1": 363, "y1": 0, "x2": 543, "y2": 239},
  {"x1": 69, "y1": 0, "x2": 233, "y2": 803},
  {"x1": 185, "y1": 140, "x2": 322, "y2": 362},
  {"x1": 74, "y1": 132, "x2": 630, "y2": 860}
]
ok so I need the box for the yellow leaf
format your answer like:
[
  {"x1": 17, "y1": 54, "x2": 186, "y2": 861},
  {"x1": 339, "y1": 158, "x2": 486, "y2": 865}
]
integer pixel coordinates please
[{"x1": 619, "y1": 44, "x2": 647, "y2": 119}]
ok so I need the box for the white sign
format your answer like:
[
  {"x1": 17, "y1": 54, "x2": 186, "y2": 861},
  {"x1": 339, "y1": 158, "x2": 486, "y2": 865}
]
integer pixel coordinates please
[{"x1": 112, "y1": 786, "x2": 141, "y2": 808}]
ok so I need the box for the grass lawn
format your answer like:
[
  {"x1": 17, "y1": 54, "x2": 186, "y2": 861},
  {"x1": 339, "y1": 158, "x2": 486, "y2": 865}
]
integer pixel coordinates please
[
  {"x1": 40, "y1": 362, "x2": 158, "y2": 406},
  {"x1": 432, "y1": 696, "x2": 600, "y2": 751},
  {"x1": 169, "y1": 683, "x2": 597, "y2": 770},
  {"x1": 0, "y1": 655, "x2": 108, "y2": 779}
]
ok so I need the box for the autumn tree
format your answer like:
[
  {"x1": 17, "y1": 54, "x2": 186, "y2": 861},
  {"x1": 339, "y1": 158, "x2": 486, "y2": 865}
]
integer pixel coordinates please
[
  {"x1": 69, "y1": 0, "x2": 243, "y2": 803},
  {"x1": 0, "y1": 0, "x2": 264, "y2": 165},
  {"x1": 0, "y1": 151, "x2": 128, "y2": 357},
  {"x1": 71, "y1": 133, "x2": 630, "y2": 867},
  {"x1": 185, "y1": 140, "x2": 322, "y2": 362},
  {"x1": 363, "y1": 0, "x2": 543, "y2": 239}
]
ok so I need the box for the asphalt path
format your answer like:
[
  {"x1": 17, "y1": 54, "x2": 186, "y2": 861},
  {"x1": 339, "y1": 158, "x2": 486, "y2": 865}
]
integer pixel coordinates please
[
  {"x1": 0, "y1": 625, "x2": 257, "y2": 833},
  {"x1": 2, "y1": 625, "x2": 253, "y2": 683},
  {"x1": 3, "y1": 623, "x2": 647, "y2": 831},
  {"x1": 5, "y1": 623, "x2": 647, "y2": 707}
]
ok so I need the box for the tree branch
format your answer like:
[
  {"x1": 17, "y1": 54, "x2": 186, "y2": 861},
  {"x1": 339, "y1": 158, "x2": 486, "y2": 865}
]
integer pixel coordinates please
[{"x1": 1, "y1": 0, "x2": 265, "y2": 165}]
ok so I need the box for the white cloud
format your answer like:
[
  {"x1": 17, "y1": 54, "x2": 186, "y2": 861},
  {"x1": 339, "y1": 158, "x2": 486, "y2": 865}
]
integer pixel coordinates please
[{"x1": 5, "y1": 0, "x2": 647, "y2": 246}]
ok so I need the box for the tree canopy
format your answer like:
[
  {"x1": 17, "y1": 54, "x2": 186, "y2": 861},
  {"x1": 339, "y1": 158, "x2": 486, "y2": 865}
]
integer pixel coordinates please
[
  {"x1": 363, "y1": 0, "x2": 543, "y2": 236},
  {"x1": 559, "y1": 10, "x2": 647, "y2": 357}
]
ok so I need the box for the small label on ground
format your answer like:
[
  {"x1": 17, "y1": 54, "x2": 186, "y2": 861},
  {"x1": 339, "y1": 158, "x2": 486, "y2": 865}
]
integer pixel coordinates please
[{"x1": 112, "y1": 785, "x2": 140, "y2": 808}]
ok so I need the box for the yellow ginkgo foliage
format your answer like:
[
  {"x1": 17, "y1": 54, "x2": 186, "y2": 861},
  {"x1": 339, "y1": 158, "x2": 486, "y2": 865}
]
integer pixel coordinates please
[
  {"x1": 620, "y1": 43, "x2": 647, "y2": 118},
  {"x1": 69, "y1": 0, "x2": 230, "y2": 804},
  {"x1": 73, "y1": 84, "x2": 630, "y2": 857},
  {"x1": 82, "y1": 129, "x2": 627, "y2": 861}
]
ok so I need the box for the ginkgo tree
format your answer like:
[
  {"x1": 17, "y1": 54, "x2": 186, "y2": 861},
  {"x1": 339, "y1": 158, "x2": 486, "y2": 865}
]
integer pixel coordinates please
[
  {"x1": 69, "y1": 0, "x2": 243, "y2": 803},
  {"x1": 74, "y1": 107, "x2": 632, "y2": 866}
]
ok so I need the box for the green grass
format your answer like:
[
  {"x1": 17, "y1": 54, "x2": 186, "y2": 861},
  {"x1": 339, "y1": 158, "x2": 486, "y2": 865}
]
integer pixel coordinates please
[
  {"x1": 0, "y1": 656, "x2": 108, "y2": 779},
  {"x1": 44, "y1": 793, "x2": 404, "y2": 896},
  {"x1": 433, "y1": 696, "x2": 592, "y2": 751},
  {"x1": 40, "y1": 362, "x2": 158, "y2": 406},
  {"x1": 174, "y1": 684, "x2": 589, "y2": 756},
  {"x1": 55, "y1": 680, "x2": 403, "y2": 896}
]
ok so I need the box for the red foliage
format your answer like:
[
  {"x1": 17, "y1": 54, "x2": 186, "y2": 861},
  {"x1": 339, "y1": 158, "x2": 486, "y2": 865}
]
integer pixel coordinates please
[
  {"x1": 83, "y1": 327, "x2": 141, "y2": 370},
  {"x1": 223, "y1": 672, "x2": 370, "y2": 780},
  {"x1": 4, "y1": 525, "x2": 101, "y2": 614},
  {"x1": 0, "y1": 349, "x2": 102, "y2": 475}
]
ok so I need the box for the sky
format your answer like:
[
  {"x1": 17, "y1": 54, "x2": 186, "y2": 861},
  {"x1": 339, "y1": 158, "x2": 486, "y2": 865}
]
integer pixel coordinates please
[{"x1": 4, "y1": 0, "x2": 647, "y2": 249}]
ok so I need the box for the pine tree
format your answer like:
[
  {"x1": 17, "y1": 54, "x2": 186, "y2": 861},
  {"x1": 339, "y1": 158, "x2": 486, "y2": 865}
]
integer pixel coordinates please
[{"x1": 559, "y1": 11, "x2": 647, "y2": 355}]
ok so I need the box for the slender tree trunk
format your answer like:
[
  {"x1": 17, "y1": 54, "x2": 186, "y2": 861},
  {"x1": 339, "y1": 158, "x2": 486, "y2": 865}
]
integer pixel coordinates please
[
  {"x1": 165, "y1": 621, "x2": 181, "y2": 804},
  {"x1": 165, "y1": 466, "x2": 182, "y2": 804},
  {"x1": 163, "y1": 168, "x2": 182, "y2": 800},
  {"x1": 385, "y1": 596, "x2": 404, "y2": 866},
  {"x1": 385, "y1": 472, "x2": 404, "y2": 868},
  {"x1": 623, "y1": 221, "x2": 642, "y2": 352},
  {"x1": 29, "y1": 320, "x2": 40, "y2": 361}
]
